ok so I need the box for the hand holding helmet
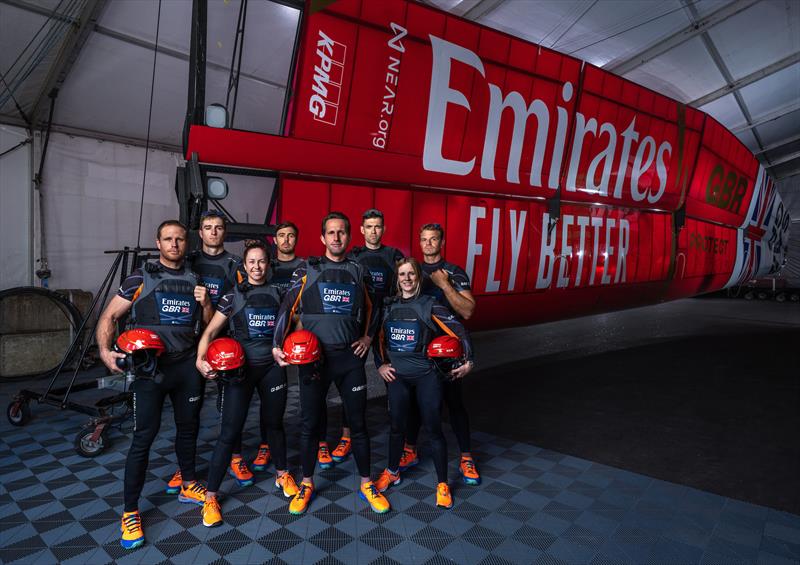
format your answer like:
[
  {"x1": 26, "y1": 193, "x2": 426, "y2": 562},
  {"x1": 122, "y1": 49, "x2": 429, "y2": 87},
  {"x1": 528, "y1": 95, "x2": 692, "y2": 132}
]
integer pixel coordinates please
[
  {"x1": 205, "y1": 337, "x2": 246, "y2": 384},
  {"x1": 281, "y1": 330, "x2": 322, "y2": 384},
  {"x1": 114, "y1": 329, "x2": 165, "y2": 380},
  {"x1": 281, "y1": 330, "x2": 321, "y2": 365},
  {"x1": 427, "y1": 335, "x2": 471, "y2": 380}
]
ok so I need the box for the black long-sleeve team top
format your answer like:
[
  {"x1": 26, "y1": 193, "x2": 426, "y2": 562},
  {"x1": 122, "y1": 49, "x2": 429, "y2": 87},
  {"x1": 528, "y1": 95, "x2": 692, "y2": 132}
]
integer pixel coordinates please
[{"x1": 272, "y1": 256, "x2": 380, "y2": 350}]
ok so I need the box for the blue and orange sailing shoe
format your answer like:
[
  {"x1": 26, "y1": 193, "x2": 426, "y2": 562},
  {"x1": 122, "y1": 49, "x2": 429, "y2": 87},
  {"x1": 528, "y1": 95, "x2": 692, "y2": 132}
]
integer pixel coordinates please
[
  {"x1": 459, "y1": 457, "x2": 481, "y2": 485},
  {"x1": 120, "y1": 510, "x2": 145, "y2": 550},
  {"x1": 229, "y1": 456, "x2": 254, "y2": 487},
  {"x1": 289, "y1": 482, "x2": 315, "y2": 515},
  {"x1": 436, "y1": 482, "x2": 453, "y2": 508},
  {"x1": 331, "y1": 436, "x2": 351, "y2": 462},
  {"x1": 398, "y1": 445, "x2": 418, "y2": 471},
  {"x1": 359, "y1": 481, "x2": 391, "y2": 514},
  {"x1": 202, "y1": 497, "x2": 223, "y2": 528},
  {"x1": 178, "y1": 480, "x2": 207, "y2": 506},
  {"x1": 252, "y1": 444, "x2": 271, "y2": 471},
  {"x1": 275, "y1": 473, "x2": 299, "y2": 498},
  {"x1": 374, "y1": 468, "x2": 401, "y2": 492},
  {"x1": 317, "y1": 442, "x2": 333, "y2": 470},
  {"x1": 165, "y1": 469, "x2": 182, "y2": 494}
]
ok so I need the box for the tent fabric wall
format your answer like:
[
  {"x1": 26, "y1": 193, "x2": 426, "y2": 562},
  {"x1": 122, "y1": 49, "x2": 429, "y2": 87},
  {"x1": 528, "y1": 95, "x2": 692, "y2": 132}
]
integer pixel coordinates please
[
  {"x1": 36, "y1": 132, "x2": 276, "y2": 300},
  {"x1": 40, "y1": 132, "x2": 181, "y2": 298},
  {"x1": 0, "y1": 125, "x2": 32, "y2": 290}
]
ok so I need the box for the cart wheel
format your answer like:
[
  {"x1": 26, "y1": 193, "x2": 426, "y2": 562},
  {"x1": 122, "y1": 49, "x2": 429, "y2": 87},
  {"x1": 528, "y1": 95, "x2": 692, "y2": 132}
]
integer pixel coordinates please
[
  {"x1": 7, "y1": 401, "x2": 31, "y2": 427},
  {"x1": 74, "y1": 427, "x2": 110, "y2": 457}
]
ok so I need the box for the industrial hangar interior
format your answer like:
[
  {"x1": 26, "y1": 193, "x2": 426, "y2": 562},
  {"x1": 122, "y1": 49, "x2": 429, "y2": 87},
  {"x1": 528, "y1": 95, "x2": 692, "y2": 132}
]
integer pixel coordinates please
[{"x1": 0, "y1": 0, "x2": 798, "y2": 563}]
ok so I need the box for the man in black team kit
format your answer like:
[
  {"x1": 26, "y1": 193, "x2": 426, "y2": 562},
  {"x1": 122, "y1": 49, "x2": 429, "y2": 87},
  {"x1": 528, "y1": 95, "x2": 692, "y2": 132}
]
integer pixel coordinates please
[
  {"x1": 165, "y1": 210, "x2": 253, "y2": 491},
  {"x1": 320, "y1": 209, "x2": 404, "y2": 466},
  {"x1": 400, "y1": 223, "x2": 482, "y2": 485},
  {"x1": 272, "y1": 212, "x2": 390, "y2": 515},
  {"x1": 268, "y1": 222, "x2": 304, "y2": 292},
  {"x1": 96, "y1": 220, "x2": 213, "y2": 549}
]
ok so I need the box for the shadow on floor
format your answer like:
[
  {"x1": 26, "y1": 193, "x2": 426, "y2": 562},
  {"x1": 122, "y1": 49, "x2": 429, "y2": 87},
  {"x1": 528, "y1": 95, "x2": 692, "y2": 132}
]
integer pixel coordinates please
[{"x1": 463, "y1": 328, "x2": 800, "y2": 514}]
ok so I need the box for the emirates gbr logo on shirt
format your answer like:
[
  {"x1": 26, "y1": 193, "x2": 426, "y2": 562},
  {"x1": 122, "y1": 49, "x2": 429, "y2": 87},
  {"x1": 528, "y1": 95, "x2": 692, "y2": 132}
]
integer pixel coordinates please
[
  {"x1": 319, "y1": 282, "x2": 355, "y2": 315},
  {"x1": 245, "y1": 307, "x2": 277, "y2": 339},
  {"x1": 201, "y1": 277, "x2": 224, "y2": 301},
  {"x1": 388, "y1": 321, "x2": 419, "y2": 352},
  {"x1": 368, "y1": 268, "x2": 386, "y2": 290},
  {"x1": 155, "y1": 292, "x2": 193, "y2": 325}
]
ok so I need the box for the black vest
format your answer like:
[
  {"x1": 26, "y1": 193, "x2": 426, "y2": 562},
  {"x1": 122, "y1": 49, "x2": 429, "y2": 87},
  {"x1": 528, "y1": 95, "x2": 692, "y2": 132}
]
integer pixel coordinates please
[
  {"x1": 129, "y1": 262, "x2": 200, "y2": 356},
  {"x1": 269, "y1": 256, "x2": 303, "y2": 293},
  {"x1": 228, "y1": 282, "x2": 283, "y2": 366},
  {"x1": 189, "y1": 250, "x2": 242, "y2": 307},
  {"x1": 349, "y1": 245, "x2": 400, "y2": 300},
  {"x1": 382, "y1": 295, "x2": 437, "y2": 375},
  {"x1": 300, "y1": 257, "x2": 365, "y2": 347}
]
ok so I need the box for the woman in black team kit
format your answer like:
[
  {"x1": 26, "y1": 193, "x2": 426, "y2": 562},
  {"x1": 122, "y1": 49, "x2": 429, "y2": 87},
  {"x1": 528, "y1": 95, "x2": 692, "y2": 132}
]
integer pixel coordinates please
[
  {"x1": 195, "y1": 242, "x2": 298, "y2": 527},
  {"x1": 373, "y1": 257, "x2": 473, "y2": 508}
]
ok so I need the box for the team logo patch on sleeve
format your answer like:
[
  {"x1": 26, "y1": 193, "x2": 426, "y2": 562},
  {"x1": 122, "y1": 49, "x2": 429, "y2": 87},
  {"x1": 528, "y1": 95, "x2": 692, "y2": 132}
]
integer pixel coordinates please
[
  {"x1": 319, "y1": 282, "x2": 356, "y2": 315},
  {"x1": 387, "y1": 321, "x2": 420, "y2": 352},
  {"x1": 245, "y1": 307, "x2": 277, "y2": 339},
  {"x1": 155, "y1": 292, "x2": 195, "y2": 325}
]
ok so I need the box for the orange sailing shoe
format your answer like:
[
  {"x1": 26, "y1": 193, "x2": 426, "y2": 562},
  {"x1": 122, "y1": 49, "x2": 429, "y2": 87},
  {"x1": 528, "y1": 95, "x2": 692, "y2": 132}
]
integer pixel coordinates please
[
  {"x1": 202, "y1": 497, "x2": 223, "y2": 528},
  {"x1": 318, "y1": 442, "x2": 333, "y2": 469},
  {"x1": 252, "y1": 444, "x2": 271, "y2": 471},
  {"x1": 459, "y1": 457, "x2": 481, "y2": 485},
  {"x1": 374, "y1": 469, "x2": 402, "y2": 492},
  {"x1": 120, "y1": 510, "x2": 144, "y2": 549},
  {"x1": 229, "y1": 456, "x2": 254, "y2": 487},
  {"x1": 398, "y1": 445, "x2": 418, "y2": 471},
  {"x1": 275, "y1": 473, "x2": 299, "y2": 498},
  {"x1": 165, "y1": 469, "x2": 182, "y2": 494},
  {"x1": 331, "y1": 436, "x2": 351, "y2": 462},
  {"x1": 436, "y1": 483, "x2": 453, "y2": 508},
  {"x1": 289, "y1": 482, "x2": 315, "y2": 515},
  {"x1": 178, "y1": 480, "x2": 207, "y2": 506},
  {"x1": 359, "y1": 481, "x2": 391, "y2": 513}
]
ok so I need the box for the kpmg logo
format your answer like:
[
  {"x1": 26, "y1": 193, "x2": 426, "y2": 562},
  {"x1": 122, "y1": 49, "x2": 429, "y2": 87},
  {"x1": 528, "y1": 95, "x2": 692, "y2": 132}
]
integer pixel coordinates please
[{"x1": 308, "y1": 29, "x2": 346, "y2": 126}]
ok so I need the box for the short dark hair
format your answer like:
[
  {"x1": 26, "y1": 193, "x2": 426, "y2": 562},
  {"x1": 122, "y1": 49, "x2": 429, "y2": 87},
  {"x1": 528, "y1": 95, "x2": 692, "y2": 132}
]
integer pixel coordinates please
[
  {"x1": 362, "y1": 208, "x2": 384, "y2": 224},
  {"x1": 200, "y1": 209, "x2": 227, "y2": 227},
  {"x1": 157, "y1": 220, "x2": 187, "y2": 239},
  {"x1": 275, "y1": 221, "x2": 298, "y2": 236},
  {"x1": 243, "y1": 241, "x2": 268, "y2": 261},
  {"x1": 321, "y1": 211, "x2": 351, "y2": 235},
  {"x1": 419, "y1": 222, "x2": 444, "y2": 240}
]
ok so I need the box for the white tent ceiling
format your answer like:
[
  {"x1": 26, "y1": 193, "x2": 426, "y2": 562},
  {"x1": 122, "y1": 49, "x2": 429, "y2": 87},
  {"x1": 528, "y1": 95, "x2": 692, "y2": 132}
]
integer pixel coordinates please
[{"x1": 1, "y1": 0, "x2": 798, "y2": 184}]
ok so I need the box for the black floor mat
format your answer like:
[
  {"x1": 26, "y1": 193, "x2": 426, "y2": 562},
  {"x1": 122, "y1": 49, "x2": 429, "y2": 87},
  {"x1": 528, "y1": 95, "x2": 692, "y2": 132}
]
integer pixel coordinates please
[{"x1": 463, "y1": 328, "x2": 800, "y2": 514}]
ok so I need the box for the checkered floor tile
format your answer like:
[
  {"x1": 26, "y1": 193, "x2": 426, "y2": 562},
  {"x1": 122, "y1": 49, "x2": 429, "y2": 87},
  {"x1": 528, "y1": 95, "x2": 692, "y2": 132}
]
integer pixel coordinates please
[{"x1": 1, "y1": 379, "x2": 799, "y2": 565}]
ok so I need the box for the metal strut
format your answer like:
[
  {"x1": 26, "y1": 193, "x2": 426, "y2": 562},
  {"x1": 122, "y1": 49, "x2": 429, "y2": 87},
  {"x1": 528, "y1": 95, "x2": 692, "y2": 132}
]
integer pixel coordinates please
[{"x1": 225, "y1": 0, "x2": 248, "y2": 128}]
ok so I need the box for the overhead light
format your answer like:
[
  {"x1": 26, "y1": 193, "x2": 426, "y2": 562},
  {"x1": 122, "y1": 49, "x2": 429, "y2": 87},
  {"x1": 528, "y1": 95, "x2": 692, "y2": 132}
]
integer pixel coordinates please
[
  {"x1": 206, "y1": 177, "x2": 228, "y2": 199},
  {"x1": 205, "y1": 104, "x2": 228, "y2": 128}
]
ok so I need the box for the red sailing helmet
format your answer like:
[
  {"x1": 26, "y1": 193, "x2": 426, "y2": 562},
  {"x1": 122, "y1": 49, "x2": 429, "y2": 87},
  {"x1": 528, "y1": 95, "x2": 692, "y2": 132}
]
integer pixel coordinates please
[
  {"x1": 426, "y1": 335, "x2": 463, "y2": 359},
  {"x1": 116, "y1": 328, "x2": 165, "y2": 355},
  {"x1": 114, "y1": 328, "x2": 165, "y2": 378},
  {"x1": 427, "y1": 335, "x2": 464, "y2": 379},
  {"x1": 206, "y1": 338, "x2": 246, "y2": 371},
  {"x1": 283, "y1": 330, "x2": 321, "y2": 365},
  {"x1": 206, "y1": 337, "x2": 246, "y2": 384}
]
